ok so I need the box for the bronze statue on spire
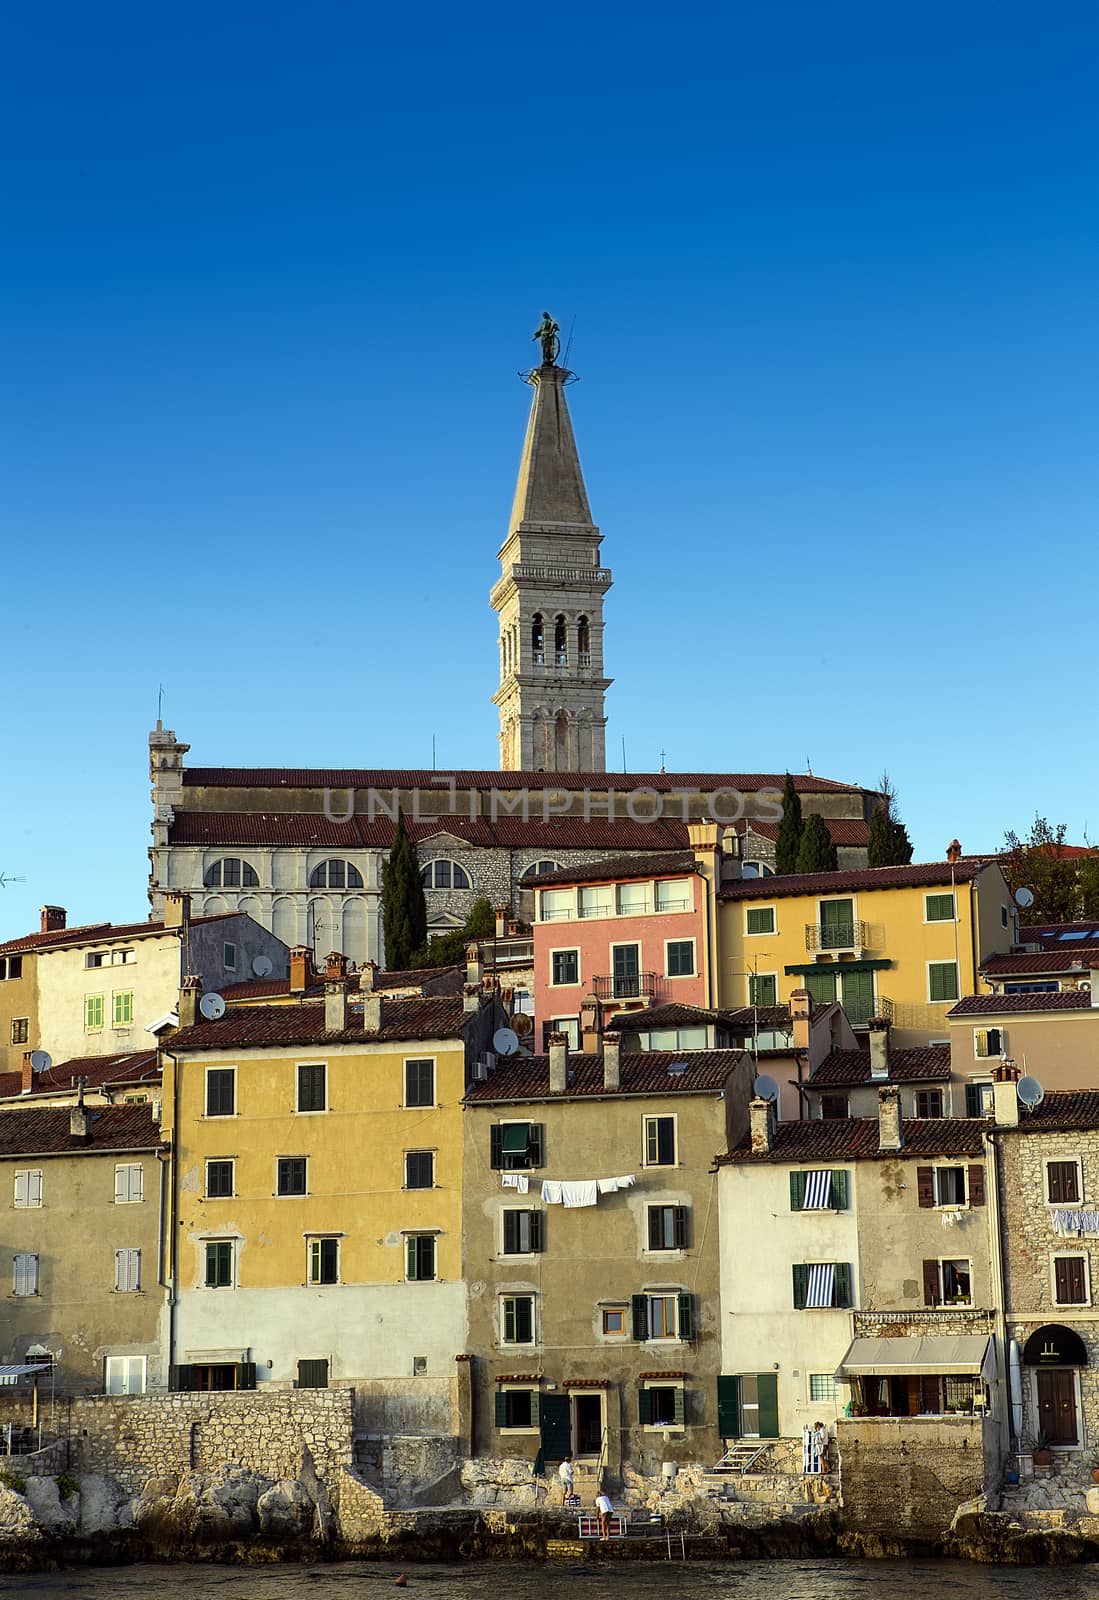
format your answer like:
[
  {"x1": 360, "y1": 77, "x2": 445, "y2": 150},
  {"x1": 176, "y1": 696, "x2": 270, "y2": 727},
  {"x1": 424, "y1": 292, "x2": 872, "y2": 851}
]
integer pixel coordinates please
[{"x1": 533, "y1": 311, "x2": 560, "y2": 366}]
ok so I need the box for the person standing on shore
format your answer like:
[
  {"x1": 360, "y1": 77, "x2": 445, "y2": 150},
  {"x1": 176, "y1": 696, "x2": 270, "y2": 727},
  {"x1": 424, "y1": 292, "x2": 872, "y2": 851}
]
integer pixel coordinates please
[
  {"x1": 595, "y1": 1490, "x2": 614, "y2": 1539},
  {"x1": 558, "y1": 1453, "x2": 574, "y2": 1502}
]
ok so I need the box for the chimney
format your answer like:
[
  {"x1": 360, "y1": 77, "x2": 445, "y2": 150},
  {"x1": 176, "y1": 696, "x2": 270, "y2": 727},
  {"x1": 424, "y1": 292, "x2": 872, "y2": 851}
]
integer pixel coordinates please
[
  {"x1": 466, "y1": 941, "x2": 483, "y2": 989},
  {"x1": 1090, "y1": 970, "x2": 1099, "y2": 1008},
  {"x1": 361, "y1": 991, "x2": 383, "y2": 1032},
  {"x1": 290, "y1": 946, "x2": 311, "y2": 995},
  {"x1": 993, "y1": 1057, "x2": 1020, "y2": 1126},
  {"x1": 40, "y1": 906, "x2": 66, "y2": 934},
  {"x1": 462, "y1": 982, "x2": 480, "y2": 1014},
  {"x1": 178, "y1": 974, "x2": 202, "y2": 1029},
  {"x1": 325, "y1": 951, "x2": 348, "y2": 982},
  {"x1": 325, "y1": 975, "x2": 348, "y2": 1033},
  {"x1": 547, "y1": 1031, "x2": 569, "y2": 1094},
  {"x1": 789, "y1": 988, "x2": 812, "y2": 1051},
  {"x1": 494, "y1": 905, "x2": 508, "y2": 939},
  {"x1": 868, "y1": 1017, "x2": 891, "y2": 1080},
  {"x1": 603, "y1": 1031, "x2": 621, "y2": 1092},
  {"x1": 21, "y1": 1051, "x2": 34, "y2": 1094},
  {"x1": 946, "y1": 839, "x2": 962, "y2": 864},
  {"x1": 359, "y1": 960, "x2": 378, "y2": 993},
  {"x1": 580, "y1": 993, "x2": 604, "y2": 1054},
  {"x1": 877, "y1": 1084, "x2": 903, "y2": 1152},
  {"x1": 162, "y1": 891, "x2": 191, "y2": 930},
  {"x1": 749, "y1": 1096, "x2": 774, "y2": 1155},
  {"x1": 70, "y1": 1079, "x2": 90, "y2": 1142}
]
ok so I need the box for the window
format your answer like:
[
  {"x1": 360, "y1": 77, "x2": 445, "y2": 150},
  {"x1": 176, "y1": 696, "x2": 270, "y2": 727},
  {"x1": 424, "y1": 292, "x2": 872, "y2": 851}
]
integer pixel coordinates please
[
  {"x1": 655, "y1": 879, "x2": 692, "y2": 912},
  {"x1": 939, "y1": 1258, "x2": 972, "y2": 1306},
  {"x1": 554, "y1": 614, "x2": 567, "y2": 666},
  {"x1": 87, "y1": 948, "x2": 134, "y2": 968},
  {"x1": 105, "y1": 1355, "x2": 146, "y2": 1395},
  {"x1": 539, "y1": 888, "x2": 573, "y2": 922},
  {"x1": 85, "y1": 994, "x2": 104, "y2": 1030},
  {"x1": 223, "y1": 942, "x2": 237, "y2": 971},
  {"x1": 791, "y1": 1263, "x2": 853, "y2": 1309},
  {"x1": 297, "y1": 1359, "x2": 329, "y2": 1389},
  {"x1": 112, "y1": 991, "x2": 134, "y2": 1026},
  {"x1": 1004, "y1": 981, "x2": 1060, "y2": 994},
  {"x1": 309, "y1": 859, "x2": 364, "y2": 890},
  {"x1": 666, "y1": 940, "x2": 695, "y2": 978},
  {"x1": 616, "y1": 881, "x2": 650, "y2": 915},
  {"x1": 643, "y1": 1115, "x2": 676, "y2": 1166},
  {"x1": 205, "y1": 1241, "x2": 234, "y2": 1287},
  {"x1": 551, "y1": 949, "x2": 579, "y2": 986},
  {"x1": 1047, "y1": 1160, "x2": 1082, "y2": 1205},
  {"x1": 206, "y1": 1159, "x2": 234, "y2": 1198},
  {"x1": 789, "y1": 1170, "x2": 848, "y2": 1210},
  {"x1": 640, "y1": 1384, "x2": 683, "y2": 1427},
  {"x1": 818, "y1": 899, "x2": 855, "y2": 950},
  {"x1": 297, "y1": 1063, "x2": 327, "y2": 1113},
  {"x1": 204, "y1": 858, "x2": 259, "y2": 888},
  {"x1": 809, "y1": 1373, "x2": 837, "y2": 1403},
  {"x1": 819, "y1": 1094, "x2": 849, "y2": 1121},
  {"x1": 14, "y1": 1170, "x2": 42, "y2": 1208},
  {"x1": 10, "y1": 1017, "x2": 28, "y2": 1046},
  {"x1": 406, "y1": 1234, "x2": 436, "y2": 1281},
  {"x1": 1054, "y1": 1256, "x2": 1089, "y2": 1306},
  {"x1": 521, "y1": 859, "x2": 561, "y2": 879},
  {"x1": 501, "y1": 1294, "x2": 534, "y2": 1343},
  {"x1": 935, "y1": 1166, "x2": 967, "y2": 1206},
  {"x1": 0, "y1": 956, "x2": 23, "y2": 980},
  {"x1": 545, "y1": 1017, "x2": 580, "y2": 1050},
  {"x1": 578, "y1": 886, "x2": 613, "y2": 920},
  {"x1": 495, "y1": 1387, "x2": 539, "y2": 1429},
  {"x1": 746, "y1": 907, "x2": 775, "y2": 936},
  {"x1": 928, "y1": 962, "x2": 960, "y2": 1003},
  {"x1": 917, "y1": 1163, "x2": 984, "y2": 1208},
  {"x1": 490, "y1": 1121, "x2": 545, "y2": 1170},
  {"x1": 611, "y1": 943, "x2": 642, "y2": 997},
  {"x1": 531, "y1": 613, "x2": 545, "y2": 664},
  {"x1": 748, "y1": 973, "x2": 777, "y2": 1007},
  {"x1": 1001, "y1": 905, "x2": 1010, "y2": 929},
  {"x1": 925, "y1": 892, "x2": 956, "y2": 922},
  {"x1": 404, "y1": 1059, "x2": 435, "y2": 1107},
  {"x1": 308, "y1": 1237, "x2": 339, "y2": 1284},
  {"x1": 965, "y1": 1082, "x2": 995, "y2": 1117},
  {"x1": 914, "y1": 1089, "x2": 944, "y2": 1119},
  {"x1": 633, "y1": 1291, "x2": 694, "y2": 1340},
  {"x1": 740, "y1": 862, "x2": 775, "y2": 879},
  {"x1": 277, "y1": 1157, "x2": 307, "y2": 1196},
  {"x1": 577, "y1": 615, "x2": 590, "y2": 662},
  {"x1": 602, "y1": 1306, "x2": 626, "y2": 1336},
  {"x1": 115, "y1": 1248, "x2": 141, "y2": 1292},
  {"x1": 647, "y1": 1204, "x2": 689, "y2": 1250},
  {"x1": 114, "y1": 1164, "x2": 144, "y2": 1204},
  {"x1": 405, "y1": 1151, "x2": 434, "y2": 1189},
  {"x1": 503, "y1": 1209, "x2": 544, "y2": 1254},
  {"x1": 420, "y1": 860, "x2": 472, "y2": 890},
  {"x1": 974, "y1": 1028, "x2": 1003, "y2": 1059},
  {"x1": 206, "y1": 1068, "x2": 235, "y2": 1117},
  {"x1": 13, "y1": 1253, "x2": 38, "y2": 1296}
]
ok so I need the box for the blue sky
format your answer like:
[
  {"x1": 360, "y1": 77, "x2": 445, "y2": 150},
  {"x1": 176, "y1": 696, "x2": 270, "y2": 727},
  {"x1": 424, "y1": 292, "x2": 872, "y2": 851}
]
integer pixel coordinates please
[{"x1": 2, "y1": 1, "x2": 1097, "y2": 933}]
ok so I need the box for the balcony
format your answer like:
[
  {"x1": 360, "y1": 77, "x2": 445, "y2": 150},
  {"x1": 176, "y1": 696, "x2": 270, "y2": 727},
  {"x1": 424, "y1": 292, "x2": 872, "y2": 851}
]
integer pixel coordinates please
[
  {"x1": 844, "y1": 995, "x2": 894, "y2": 1027},
  {"x1": 805, "y1": 920, "x2": 871, "y2": 954},
  {"x1": 593, "y1": 972, "x2": 658, "y2": 1002}
]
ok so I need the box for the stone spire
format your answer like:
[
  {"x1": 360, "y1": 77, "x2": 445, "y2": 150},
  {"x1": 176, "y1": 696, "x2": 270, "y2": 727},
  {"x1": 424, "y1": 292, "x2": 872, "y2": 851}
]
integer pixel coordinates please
[{"x1": 491, "y1": 327, "x2": 612, "y2": 773}]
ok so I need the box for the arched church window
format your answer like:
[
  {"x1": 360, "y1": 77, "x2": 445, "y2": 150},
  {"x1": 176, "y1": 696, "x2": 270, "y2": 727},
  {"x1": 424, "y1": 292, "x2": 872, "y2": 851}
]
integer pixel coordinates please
[
  {"x1": 531, "y1": 614, "x2": 545, "y2": 665},
  {"x1": 309, "y1": 859, "x2": 364, "y2": 890},
  {"x1": 554, "y1": 615, "x2": 567, "y2": 666},
  {"x1": 420, "y1": 860, "x2": 472, "y2": 891},
  {"x1": 521, "y1": 859, "x2": 561, "y2": 879},
  {"x1": 577, "y1": 615, "x2": 591, "y2": 665},
  {"x1": 204, "y1": 858, "x2": 259, "y2": 889}
]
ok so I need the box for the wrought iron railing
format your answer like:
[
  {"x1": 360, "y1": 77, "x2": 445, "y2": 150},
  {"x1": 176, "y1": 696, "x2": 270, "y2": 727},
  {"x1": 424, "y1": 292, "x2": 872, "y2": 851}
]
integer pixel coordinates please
[
  {"x1": 593, "y1": 972, "x2": 658, "y2": 1001},
  {"x1": 844, "y1": 995, "x2": 894, "y2": 1026},
  {"x1": 805, "y1": 920, "x2": 870, "y2": 952}
]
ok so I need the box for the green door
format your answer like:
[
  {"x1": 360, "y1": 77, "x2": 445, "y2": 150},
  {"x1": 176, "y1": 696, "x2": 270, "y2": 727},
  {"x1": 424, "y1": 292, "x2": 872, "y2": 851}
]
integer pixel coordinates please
[
  {"x1": 757, "y1": 1372, "x2": 779, "y2": 1438},
  {"x1": 539, "y1": 1392, "x2": 571, "y2": 1459},
  {"x1": 819, "y1": 899, "x2": 854, "y2": 950},
  {"x1": 804, "y1": 968, "x2": 837, "y2": 1006},
  {"x1": 840, "y1": 968, "x2": 874, "y2": 1025},
  {"x1": 717, "y1": 1375, "x2": 741, "y2": 1439}
]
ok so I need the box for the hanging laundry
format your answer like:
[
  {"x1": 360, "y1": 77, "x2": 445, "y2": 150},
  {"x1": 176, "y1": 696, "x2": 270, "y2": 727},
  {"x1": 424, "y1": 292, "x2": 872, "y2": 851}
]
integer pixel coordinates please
[
  {"x1": 501, "y1": 1173, "x2": 529, "y2": 1194},
  {"x1": 1053, "y1": 1208, "x2": 1099, "y2": 1235},
  {"x1": 561, "y1": 1179, "x2": 599, "y2": 1208},
  {"x1": 597, "y1": 1175, "x2": 637, "y2": 1194},
  {"x1": 541, "y1": 1180, "x2": 563, "y2": 1204}
]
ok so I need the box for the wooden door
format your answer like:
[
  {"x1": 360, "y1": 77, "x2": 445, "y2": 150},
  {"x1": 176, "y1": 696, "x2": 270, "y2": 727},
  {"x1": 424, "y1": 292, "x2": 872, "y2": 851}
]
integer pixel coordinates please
[{"x1": 1036, "y1": 1369, "x2": 1078, "y2": 1445}]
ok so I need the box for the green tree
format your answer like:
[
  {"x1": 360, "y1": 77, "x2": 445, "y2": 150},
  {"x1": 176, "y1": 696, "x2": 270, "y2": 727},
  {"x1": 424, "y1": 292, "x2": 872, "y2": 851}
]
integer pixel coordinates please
[
  {"x1": 411, "y1": 897, "x2": 499, "y2": 970},
  {"x1": 1079, "y1": 854, "x2": 1099, "y2": 921},
  {"x1": 867, "y1": 772, "x2": 914, "y2": 867},
  {"x1": 796, "y1": 812, "x2": 839, "y2": 874},
  {"x1": 774, "y1": 773, "x2": 804, "y2": 876},
  {"x1": 1001, "y1": 816, "x2": 1080, "y2": 925},
  {"x1": 380, "y1": 811, "x2": 427, "y2": 970}
]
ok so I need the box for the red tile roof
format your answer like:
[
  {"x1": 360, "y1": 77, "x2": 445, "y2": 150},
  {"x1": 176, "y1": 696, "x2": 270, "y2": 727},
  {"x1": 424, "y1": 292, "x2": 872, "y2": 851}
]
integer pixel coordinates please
[
  {"x1": 0, "y1": 1050, "x2": 161, "y2": 1102},
  {"x1": 1012, "y1": 1091, "x2": 1099, "y2": 1131},
  {"x1": 808, "y1": 1044, "x2": 951, "y2": 1087},
  {"x1": 719, "y1": 1115, "x2": 986, "y2": 1164},
  {"x1": 184, "y1": 768, "x2": 862, "y2": 794},
  {"x1": 167, "y1": 810, "x2": 694, "y2": 853},
  {"x1": 375, "y1": 965, "x2": 466, "y2": 995},
  {"x1": 170, "y1": 997, "x2": 471, "y2": 1050},
  {"x1": 738, "y1": 818, "x2": 872, "y2": 847},
  {"x1": 1019, "y1": 922, "x2": 1099, "y2": 951},
  {"x1": 718, "y1": 860, "x2": 989, "y2": 902},
  {"x1": 219, "y1": 977, "x2": 313, "y2": 1001},
  {"x1": 463, "y1": 1050, "x2": 741, "y2": 1103},
  {"x1": 948, "y1": 991, "x2": 1096, "y2": 1017},
  {"x1": 618, "y1": 1002, "x2": 791, "y2": 1032},
  {"x1": 0, "y1": 1103, "x2": 166, "y2": 1157},
  {"x1": 528, "y1": 852, "x2": 698, "y2": 888},
  {"x1": 981, "y1": 952, "x2": 1097, "y2": 975},
  {"x1": 0, "y1": 913, "x2": 237, "y2": 959}
]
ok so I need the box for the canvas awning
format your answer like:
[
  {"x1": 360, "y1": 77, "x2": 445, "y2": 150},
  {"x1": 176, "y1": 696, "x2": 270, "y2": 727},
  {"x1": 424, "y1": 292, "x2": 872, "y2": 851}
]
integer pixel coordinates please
[
  {"x1": 0, "y1": 1364, "x2": 49, "y2": 1387},
  {"x1": 836, "y1": 1335, "x2": 996, "y2": 1382}
]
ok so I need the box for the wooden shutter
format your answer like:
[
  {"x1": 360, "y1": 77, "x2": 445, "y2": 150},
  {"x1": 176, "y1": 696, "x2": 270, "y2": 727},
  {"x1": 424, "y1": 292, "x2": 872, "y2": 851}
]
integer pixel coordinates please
[
  {"x1": 673, "y1": 1386, "x2": 685, "y2": 1426},
  {"x1": 673, "y1": 1206, "x2": 689, "y2": 1249},
  {"x1": 528, "y1": 1211, "x2": 544, "y2": 1252},
  {"x1": 489, "y1": 1126, "x2": 503, "y2": 1168},
  {"x1": 968, "y1": 1165, "x2": 986, "y2": 1207},
  {"x1": 503, "y1": 1212, "x2": 517, "y2": 1253},
  {"x1": 14, "y1": 1171, "x2": 27, "y2": 1207},
  {"x1": 494, "y1": 1390, "x2": 509, "y2": 1428},
  {"x1": 527, "y1": 1124, "x2": 545, "y2": 1167},
  {"x1": 916, "y1": 1166, "x2": 935, "y2": 1208},
  {"x1": 789, "y1": 1171, "x2": 806, "y2": 1210},
  {"x1": 235, "y1": 1362, "x2": 257, "y2": 1390},
  {"x1": 648, "y1": 1208, "x2": 663, "y2": 1249},
  {"x1": 756, "y1": 1373, "x2": 779, "y2": 1438},
  {"x1": 792, "y1": 1263, "x2": 809, "y2": 1308},
  {"x1": 632, "y1": 1294, "x2": 649, "y2": 1340},
  {"x1": 297, "y1": 1359, "x2": 329, "y2": 1389},
  {"x1": 717, "y1": 1375, "x2": 740, "y2": 1439},
  {"x1": 13, "y1": 1253, "x2": 36, "y2": 1296},
  {"x1": 834, "y1": 1263, "x2": 852, "y2": 1307},
  {"x1": 975, "y1": 1029, "x2": 989, "y2": 1058},
  {"x1": 169, "y1": 1364, "x2": 194, "y2": 1392},
  {"x1": 923, "y1": 1259, "x2": 940, "y2": 1306},
  {"x1": 638, "y1": 1387, "x2": 652, "y2": 1425},
  {"x1": 677, "y1": 1292, "x2": 695, "y2": 1340},
  {"x1": 831, "y1": 1170, "x2": 848, "y2": 1210}
]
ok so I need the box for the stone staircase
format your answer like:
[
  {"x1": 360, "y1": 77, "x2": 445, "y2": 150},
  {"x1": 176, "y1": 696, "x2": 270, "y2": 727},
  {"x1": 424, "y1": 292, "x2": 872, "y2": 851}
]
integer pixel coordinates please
[{"x1": 560, "y1": 1461, "x2": 604, "y2": 1507}]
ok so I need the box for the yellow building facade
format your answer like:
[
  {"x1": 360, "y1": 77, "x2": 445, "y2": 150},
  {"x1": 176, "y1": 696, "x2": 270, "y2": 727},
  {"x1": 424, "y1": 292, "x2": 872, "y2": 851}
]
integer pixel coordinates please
[{"x1": 712, "y1": 860, "x2": 1013, "y2": 1048}]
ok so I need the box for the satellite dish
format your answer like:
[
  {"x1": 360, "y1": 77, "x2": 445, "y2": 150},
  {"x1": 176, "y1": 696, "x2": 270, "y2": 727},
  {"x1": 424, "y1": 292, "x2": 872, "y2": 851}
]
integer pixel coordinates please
[
  {"x1": 753, "y1": 1074, "x2": 780, "y2": 1103},
  {"x1": 493, "y1": 1028, "x2": 520, "y2": 1057},
  {"x1": 1017, "y1": 1075, "x2": 1045, "y2": 1107},
  {"x1": 252, "y1": 954, "x2": 273, "y2": 977},
  {"x1": 512, "y1": 1012, "x2": 533, "y2": 1037},
  {"x1": 199, "y1": 993, "x2": 226, "y2": 1021},
  {"x1": 1015, "y1": 887, "x2": 1035, "y2": 909},
  {"x1": 29, "y1": 1050, "x2": 52, "y2": 1074}
]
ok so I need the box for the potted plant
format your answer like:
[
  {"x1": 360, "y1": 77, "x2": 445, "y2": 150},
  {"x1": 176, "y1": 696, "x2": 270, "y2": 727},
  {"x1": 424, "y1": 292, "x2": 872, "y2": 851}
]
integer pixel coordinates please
[{"x1": 1033, "y1": 1433, "x2": 1053, "y2": 1467}]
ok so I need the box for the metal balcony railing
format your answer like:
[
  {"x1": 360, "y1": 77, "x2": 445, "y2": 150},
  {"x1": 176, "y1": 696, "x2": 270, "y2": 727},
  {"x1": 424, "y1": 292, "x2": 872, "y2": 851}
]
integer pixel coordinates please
[
  {"x1": 593, "y1": 972, "x2": 658, "y2": 1001},
  {"x1": 805, "y1": 920, "x2": 871, "y2": 953},
  {"x1": 844, "y1": 995, "x2": 894, "y2": 1027}
]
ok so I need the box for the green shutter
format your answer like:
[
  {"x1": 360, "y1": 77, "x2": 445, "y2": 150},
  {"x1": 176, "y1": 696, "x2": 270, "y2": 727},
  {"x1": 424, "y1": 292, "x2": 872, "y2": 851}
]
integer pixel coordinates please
[
  {"x1": 834, "y1": 1263, "x2": 853, "y2": 1307},
  {"x1": 406, "y1": 1237, "x2": 416, "y2": 1278},
  {"x1": 792, "y1": 1263, "x2": 809, "y2": 1308},
  {"x1": 169, "y1": 1363, "x2": 193, "y2": 1392},
  {"x1": 529, "y1": 1389, "x2": 540, "y2": 1426},
  {"x1": 632, "y1": 1294, "x2": 649, "y2": 1340},
  {"x1": 717, "y1": 1375, "x2": 740, "y2": 1439},
  {"x1": 677, "y1": 1292, "x2": 694, "y2": 1340},
  {"x1": 790, "y1": 1171, "x2": 806, "y2": 1211},
  {"x1": 930, "y1": 962, "x2": 959, "y2": 1003},
  {"x1": 804, "y1": 969, "x2": 836, "y2": 1005},
  {"x1": 236, "y1": 1362, "x2": 257, "y2": 1390},
  {"x1": 297, "y1": 1359, "x2": 328, "y2": 1389},
  {"x1": 673, "y1": 1386, "x2": 685, "y2": 1426},
  {"x1": 673, "y1": 1205, "x2": 689, "y2": 1249},
  {"x1": 539, "y1": 1391, "x2": 571, "y2": 1458},
  {"x1": 527, "y1": 1124, "x2": 544, "y2": 1167},
  {"x1": 494, "y1": 1390, "x2": 509, "y2": 1428},
  {"x1": 529, "y1": 1211, "x2": 544, "y2": 1252},
  {"x1": 757, "y1": 1373, "x2": 779, "y2": 1438},
  {"x1": 648, "y1": 1208, "x2": 662, "y2": 1249},
  {"x1": 638, "y1": 1387, "x2": 652, "y2": 1425},
  {"x1": 831, "y1": 1170, "x2": 848, "y2": 1210},
  {"x1": 490, "y1": 1127, "x2": 503, "y2": 1168}
]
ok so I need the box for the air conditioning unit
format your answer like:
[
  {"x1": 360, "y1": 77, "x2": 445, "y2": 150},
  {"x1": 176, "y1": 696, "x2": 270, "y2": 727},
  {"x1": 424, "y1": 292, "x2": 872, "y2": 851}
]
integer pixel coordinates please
[{"x1": 473, "y1": 1051, "x2": 497, "y2": 1082}]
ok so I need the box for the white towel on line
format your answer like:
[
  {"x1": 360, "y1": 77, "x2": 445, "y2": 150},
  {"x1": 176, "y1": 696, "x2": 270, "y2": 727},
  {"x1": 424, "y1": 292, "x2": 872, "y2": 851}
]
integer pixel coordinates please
[
  {"x1": 561, "y1": 1180, "x2": 599, "y2": 1208},
  {"x1": 541, "y1": 1180, "x2": 563, "y2": 1204},
  {"x1": 501, "y1": 1173, "x2": 529, "y2": 1194}
]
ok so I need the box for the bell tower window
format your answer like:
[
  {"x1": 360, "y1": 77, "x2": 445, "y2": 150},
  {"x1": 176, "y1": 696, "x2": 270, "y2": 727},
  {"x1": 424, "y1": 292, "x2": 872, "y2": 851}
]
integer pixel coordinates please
[
  {"x1": 554, "y1": 616, "x2": 567, "y2": 667},
  {"x1": 577, "y1": 615, "x2": 590, "y2": 666},
  {"x1": 531, "y1": 615, "x2": 544, "y2": 665}
]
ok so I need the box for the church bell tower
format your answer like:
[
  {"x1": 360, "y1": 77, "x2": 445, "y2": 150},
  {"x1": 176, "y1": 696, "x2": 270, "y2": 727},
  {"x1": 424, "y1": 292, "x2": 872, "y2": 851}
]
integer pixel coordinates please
[{"x1": 491, "y1": 317, "x2": 612, "y2": 772}]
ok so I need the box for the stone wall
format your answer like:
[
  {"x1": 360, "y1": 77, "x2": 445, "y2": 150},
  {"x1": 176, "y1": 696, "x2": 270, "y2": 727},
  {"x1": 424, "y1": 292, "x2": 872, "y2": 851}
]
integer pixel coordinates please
[
  {"x1": 351, "y1": 1377, "x2": 456, "y2": 1439},
  {"x1": 838, "y1": 1415, "x2": 1001, "y2": 1538}
]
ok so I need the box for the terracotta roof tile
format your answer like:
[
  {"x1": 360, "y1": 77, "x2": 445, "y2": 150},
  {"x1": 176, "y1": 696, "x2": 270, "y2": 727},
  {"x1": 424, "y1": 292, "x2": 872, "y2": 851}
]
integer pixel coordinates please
[
  {"x1": 219, "y1": 977, "x2": 311, "y2": 1001},
  {"x1": 1018, "y1": 922, "x2": 1099, "y2": 952},
  {"x1": 719, "y1": 860, "x2": 989, "y2": 902},
  {"x1": 0, "y1": 1104, "x2": 166, "y2": 1157},
  {"x1": 981, "y1": 952, "x2": 1097, "y2": 975},
  {"x1": 1013, "y1": 1091, "x2": 1099, "y2": 1131},
  {"x1": 948, "y1": 991, "x2": 1096, "y2": 1017},
  {"x1": 738, "y1": 818, "x2": 871, "y2": 847},
  {"x1": 719, "y1": 1115, "x2": 986, "y2": 1164},
  {"x1": 619, "y1": 1002, "x2": 791, "y2": 1032},
  {"x1": 170, "y1": 997, "x2": 470, "y2": 1051},
  {"x1": 528, "y1": 852, "x2": 697, "y2": 887},
  {"x1": 809, "y1": 1044, "x2": 952, "y2": 1087},
  {"x1": 0, "y1": 913, "x2": 238, "y2": 959},
  {"x1": 184, "y1": 768, "x2": 860, "y2": 794},
  {"x1": 167, "y1": 811, "x2": 693, "y2": 853},
  {"x1": 0, "y1": 1051, "x2": 161, "y2": 1102},
  {"x1": 463, "y1": 1050, "x2": 741, "y2": 1102}
]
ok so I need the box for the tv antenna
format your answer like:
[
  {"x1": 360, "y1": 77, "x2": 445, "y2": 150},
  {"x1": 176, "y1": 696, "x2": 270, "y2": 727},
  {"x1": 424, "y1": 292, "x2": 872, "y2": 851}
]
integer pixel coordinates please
[{"x1": 0, "y1": 871, "x2": 27, "y2": 889}]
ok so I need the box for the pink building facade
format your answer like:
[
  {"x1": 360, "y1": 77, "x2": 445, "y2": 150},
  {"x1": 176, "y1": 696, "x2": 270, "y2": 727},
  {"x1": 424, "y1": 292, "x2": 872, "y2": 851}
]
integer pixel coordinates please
[{"x1": 531, "y1": 854, "x2": 709, "y2": 1047}]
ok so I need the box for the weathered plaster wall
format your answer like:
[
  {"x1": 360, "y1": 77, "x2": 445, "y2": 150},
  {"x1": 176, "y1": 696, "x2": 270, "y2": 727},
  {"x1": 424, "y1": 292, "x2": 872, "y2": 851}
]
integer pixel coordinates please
[{"x1": 838, "y1": 1415, "x2": 1000, "y2": 1537}]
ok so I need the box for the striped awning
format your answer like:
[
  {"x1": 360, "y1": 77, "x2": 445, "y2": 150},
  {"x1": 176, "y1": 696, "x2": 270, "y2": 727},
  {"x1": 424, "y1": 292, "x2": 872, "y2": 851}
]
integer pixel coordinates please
[{"x1": 0, "y1": 1364, "x2": 49, "y2": 1387}]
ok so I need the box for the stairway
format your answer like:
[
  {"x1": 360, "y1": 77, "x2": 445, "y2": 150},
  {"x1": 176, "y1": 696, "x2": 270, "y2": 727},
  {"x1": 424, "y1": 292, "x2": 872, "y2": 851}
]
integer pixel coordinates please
[
  {"x1": 708, "y1": 1442, "x2": 773, "y2": 1474},
  {"x1": 560, "y1": 1461, "x2": 604, "y2": 1506}
]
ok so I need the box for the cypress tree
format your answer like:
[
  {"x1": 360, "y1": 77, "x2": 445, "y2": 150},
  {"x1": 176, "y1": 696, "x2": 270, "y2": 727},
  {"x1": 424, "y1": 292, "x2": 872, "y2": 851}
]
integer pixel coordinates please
[
  {"x1": 774, "y1": 774, "x2": 804, "y2": 876},
  {"x1": 796, "y1": 812, "x2": 839, "y2": 874},
  {"x1": 381, "y1": 811, "x2": 428, "y2": 970},
  {"x1": 867, "y1": 774, "x2": 914, "y2": 867}
]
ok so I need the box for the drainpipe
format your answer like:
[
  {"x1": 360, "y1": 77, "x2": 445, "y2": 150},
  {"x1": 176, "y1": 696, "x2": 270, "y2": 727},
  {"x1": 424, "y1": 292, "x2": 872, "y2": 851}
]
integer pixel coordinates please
[
  {"x1": 984, "y1": 1127, "x2": 1012, "y2": 1461},
  {"x1": 162, "y1": 1047, "x2": 181, "y2": 1387}
]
